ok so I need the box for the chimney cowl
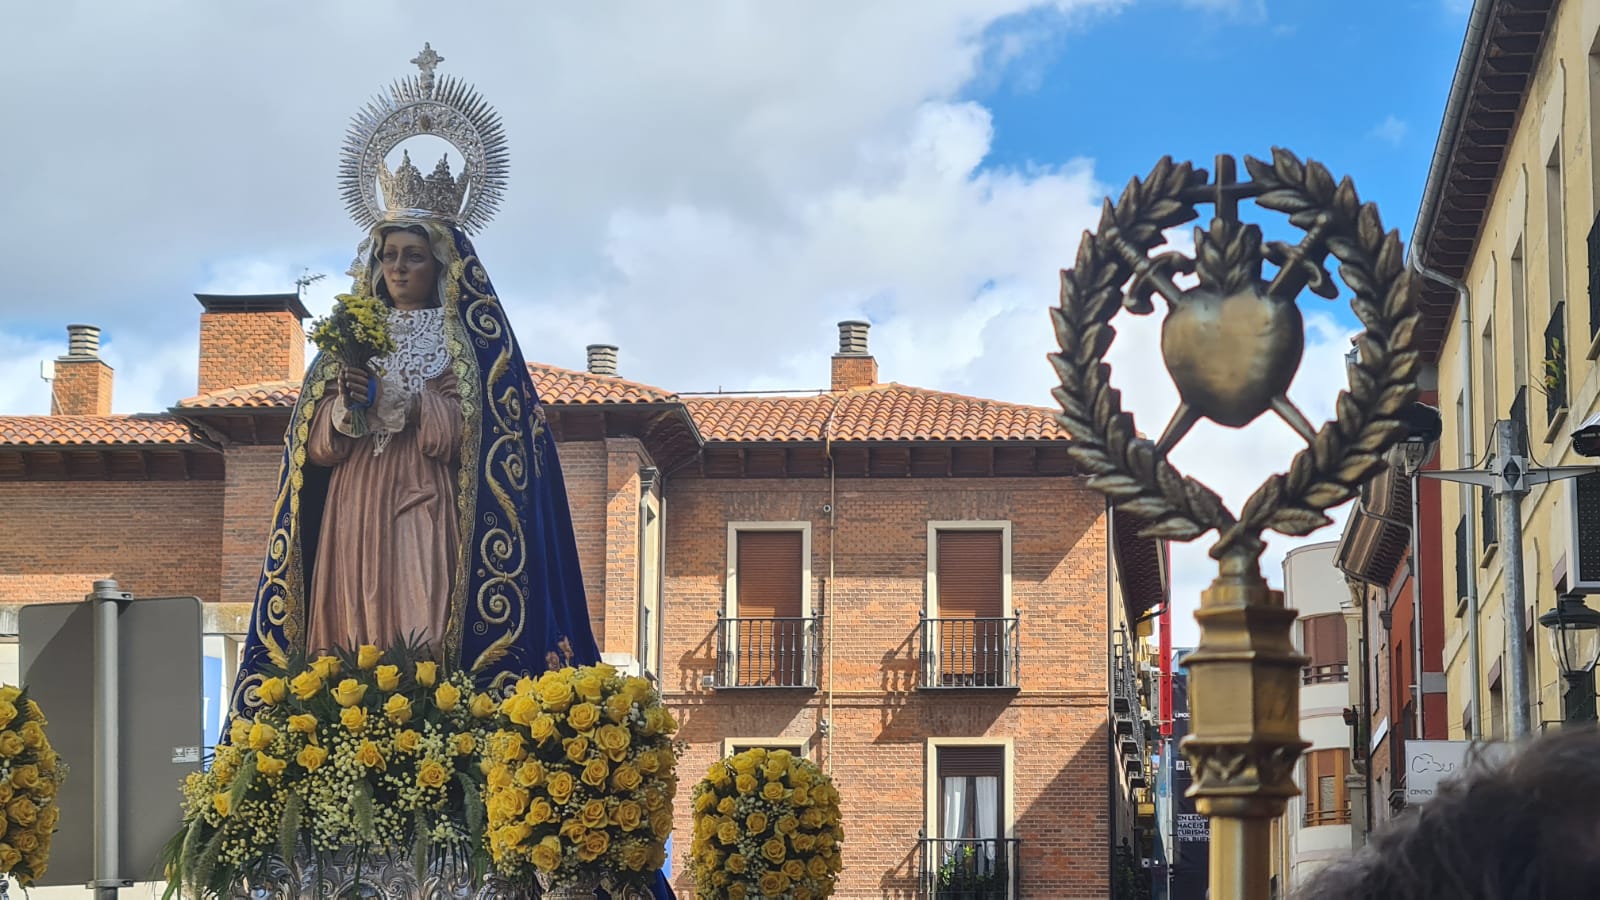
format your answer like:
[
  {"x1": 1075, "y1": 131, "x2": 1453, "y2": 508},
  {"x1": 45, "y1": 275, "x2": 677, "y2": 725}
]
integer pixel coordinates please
[
  {"x1": 586, "y1": 343, "x2": 619, "y2": 377},
  {"x1": 836, "y1": 320, "x2": 870, "y2": 356},
  {"x1": 64, "y1": 324, "x2": 101, "y2": 359}
]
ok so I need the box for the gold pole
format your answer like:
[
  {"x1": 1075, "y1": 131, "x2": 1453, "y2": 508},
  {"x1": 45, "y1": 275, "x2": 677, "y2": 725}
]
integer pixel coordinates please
[{"x1": 1182, "y1": 552, "x2": 1306, "y2": 900}]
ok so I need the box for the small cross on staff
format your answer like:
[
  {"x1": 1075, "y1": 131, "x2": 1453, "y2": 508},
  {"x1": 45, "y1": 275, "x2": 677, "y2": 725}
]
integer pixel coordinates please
[{"x1": 411, "y1": 43, "x2": 444, "y2": 95}]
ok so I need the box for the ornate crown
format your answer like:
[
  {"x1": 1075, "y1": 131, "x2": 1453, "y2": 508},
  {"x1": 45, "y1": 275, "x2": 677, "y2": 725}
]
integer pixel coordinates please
[{"x1": 338, "y1": 44, "x2": 509, "y2": 234}]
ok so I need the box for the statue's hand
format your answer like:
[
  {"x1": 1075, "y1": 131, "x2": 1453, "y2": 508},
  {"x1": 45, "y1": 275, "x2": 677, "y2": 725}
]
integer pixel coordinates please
[{"x1": 340, "y1": 366, "x2": 374, "y2": 408}]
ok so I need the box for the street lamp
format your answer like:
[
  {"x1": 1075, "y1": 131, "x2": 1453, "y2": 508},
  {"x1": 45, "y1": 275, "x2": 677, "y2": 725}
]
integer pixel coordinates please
[{"x1": 1537, "y1": 593, "x2": 1600, "y2": 723}]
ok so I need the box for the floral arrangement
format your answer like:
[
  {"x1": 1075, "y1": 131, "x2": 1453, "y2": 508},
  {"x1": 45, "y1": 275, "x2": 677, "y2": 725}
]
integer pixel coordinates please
[
  {"x1": 0, "y1": 687, "x2": 64, "y2": 888},
  {"x1": 688, "y1": 748, "x2": 844, "y2": 900},
  {"x1": 306, "y1": 292, "x2": 395, "y2": 435},
  {"x1": 480, "y1": 661, "x2": 679, "y2": 895},
  {"x1": 162, "y1": 643, "x2": 498, "y2": 898}
]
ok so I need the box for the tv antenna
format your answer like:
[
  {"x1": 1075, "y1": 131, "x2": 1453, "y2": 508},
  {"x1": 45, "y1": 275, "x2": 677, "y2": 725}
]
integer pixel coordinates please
[{"x1": 294, "y1": 270, "x2": 327, "y2": 297}]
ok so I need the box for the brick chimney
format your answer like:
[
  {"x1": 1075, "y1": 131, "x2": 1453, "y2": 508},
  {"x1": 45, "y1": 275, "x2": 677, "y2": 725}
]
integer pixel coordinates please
[
  {"x1": 586, "y1": 344, "x2": 619, "y2": 377},
  {"x1": 51, "y1": 324, "x2": 113, "y2": 415},
  {"x1": 831, "y1": 320, "x2": 877, "y2": 391},
  {"x1": 196, "y1": 293, "x2": 311, "y2": 395}
]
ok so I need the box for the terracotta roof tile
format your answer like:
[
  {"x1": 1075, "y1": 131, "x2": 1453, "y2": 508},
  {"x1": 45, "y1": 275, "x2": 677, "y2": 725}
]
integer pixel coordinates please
[
  {"x1": 528, "y1": 365, "x2": 677, "y2": 405},
  {"x1": 686, "y1": 384, "x2": 1068, "y2": 443},
  {"x1": 0, "y1": 415, "x2": 201, "y2": 447},
  {"x1": 178, "y1": 381, "x2": 302, "y2": 409}
]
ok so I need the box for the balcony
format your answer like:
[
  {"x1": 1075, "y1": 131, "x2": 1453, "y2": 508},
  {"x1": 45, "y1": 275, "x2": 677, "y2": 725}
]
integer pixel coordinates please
[
  {"x1": 1302, "y1": 662, "x2": 1349, "y2": 685},
  {"x1": 919, "y1": 616, "x2": 1019, "y2": 689},
  {"x1": 713, "y1": 616, "x2": 819, "y2": 689},
  {"x1": 920, "y1": 837, "x2": 1021, "y2": 899}
]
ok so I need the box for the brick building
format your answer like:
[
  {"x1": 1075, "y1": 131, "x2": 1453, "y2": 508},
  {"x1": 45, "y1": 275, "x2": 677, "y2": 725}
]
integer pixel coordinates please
[{"x1": 0, "y1": 296, "x2": 1167, "y2": 898}]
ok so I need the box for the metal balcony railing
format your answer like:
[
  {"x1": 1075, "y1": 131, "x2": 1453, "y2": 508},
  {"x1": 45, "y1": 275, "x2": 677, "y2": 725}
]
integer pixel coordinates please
[
  {"x1": 920, "y1": 837, "x2": 1021, "y2": 899},
  {"x1": 919, "y1": 616, "x2": 1019, "y2": 688},
  {"x1": 1302, "y1": 662, "x2": 1349, "y2": 685},
  {"x1": 714, "y1": 616, "x2": 820, "y2": 688}
]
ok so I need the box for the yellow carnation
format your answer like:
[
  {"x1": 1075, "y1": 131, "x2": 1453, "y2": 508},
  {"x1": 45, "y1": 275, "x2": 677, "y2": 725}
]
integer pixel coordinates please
[
  {"x1": 414, "y1": 661, "x2": 438, "y2": 687},
  {"x1": 356, "y1": 644, "x2": 382, "y2": 670},
  {"x1": 374, "y1": 665, "x2": 400, "y2": 692}
]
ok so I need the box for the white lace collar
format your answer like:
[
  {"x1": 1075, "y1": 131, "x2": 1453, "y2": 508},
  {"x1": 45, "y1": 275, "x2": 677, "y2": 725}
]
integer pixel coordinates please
[{"x1": 376, "y1": 307, "x2": 449, "y2": 394}]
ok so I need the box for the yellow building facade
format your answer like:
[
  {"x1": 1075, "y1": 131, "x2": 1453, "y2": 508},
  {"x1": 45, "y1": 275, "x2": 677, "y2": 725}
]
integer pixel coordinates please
[{"x1": 1413, "y1": 0, "x2": 1600, "y2": 741}]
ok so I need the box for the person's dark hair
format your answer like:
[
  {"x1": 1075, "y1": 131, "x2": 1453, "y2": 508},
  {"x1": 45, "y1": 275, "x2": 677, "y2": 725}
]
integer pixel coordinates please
[
  {"x1": 1295, "y1": 726, "x2": 1600, "y2": 899},
  {"x1": 372, "y1": 224, "x2": 442, "y2": 307}
]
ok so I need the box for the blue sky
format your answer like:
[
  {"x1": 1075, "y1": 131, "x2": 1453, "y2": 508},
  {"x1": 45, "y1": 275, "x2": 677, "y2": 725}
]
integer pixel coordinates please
[{"x1": 0, "y1": 1, "x2": 1475, "y2": 643}]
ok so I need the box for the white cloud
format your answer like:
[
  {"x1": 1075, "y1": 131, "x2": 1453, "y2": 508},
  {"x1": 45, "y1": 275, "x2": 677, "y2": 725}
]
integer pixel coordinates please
[{"x1": 1371, "y1": 114, "x2": 1409, "y2": 146}]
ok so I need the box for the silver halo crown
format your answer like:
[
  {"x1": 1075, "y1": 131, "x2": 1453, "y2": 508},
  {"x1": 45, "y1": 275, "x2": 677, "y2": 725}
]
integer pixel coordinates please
[{"x1": 338, "y1": 43, "x2": 509, "y2": 234}]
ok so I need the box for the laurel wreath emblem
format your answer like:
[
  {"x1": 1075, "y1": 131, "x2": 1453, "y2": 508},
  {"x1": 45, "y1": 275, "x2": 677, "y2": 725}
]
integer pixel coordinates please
[{"x1": 1050, "y1": 149, "x2": 1421, "y2": 560}]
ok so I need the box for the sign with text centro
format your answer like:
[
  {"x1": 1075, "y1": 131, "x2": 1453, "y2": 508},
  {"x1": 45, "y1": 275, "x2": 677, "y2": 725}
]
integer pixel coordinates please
[{"x1": 1404, "y1": 739, "x2": 1513, "y2": 805}]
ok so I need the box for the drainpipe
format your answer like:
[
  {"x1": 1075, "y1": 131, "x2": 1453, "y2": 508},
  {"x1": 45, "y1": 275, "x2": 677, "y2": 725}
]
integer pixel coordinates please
[{"x1": 1407, "y1": 0, "x2": 1490, "y2": 740}]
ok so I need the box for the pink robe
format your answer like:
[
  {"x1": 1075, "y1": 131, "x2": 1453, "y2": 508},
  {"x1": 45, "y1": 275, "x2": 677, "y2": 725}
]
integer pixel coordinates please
[{"x1": 304, "y1": 371, "x2": 463, "y2": 654}]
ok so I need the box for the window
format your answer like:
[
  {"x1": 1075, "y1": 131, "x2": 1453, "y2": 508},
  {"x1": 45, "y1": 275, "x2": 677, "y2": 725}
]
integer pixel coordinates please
[
  {"x1": 721, "y1": 523, "x2": 812, "y2": 687},
  {"x1": 724, "y1": 739, "x2": 807, "y2": 758},
  {"x1": 1301, "y1": 614, "x2": 1347, "y2": 684},
  {"x1": 926, "y1": 523, "x2": 1015, "y2": 688},
  {"x1": 1481, "y1": 321, "x2": 1497, "y2": 439},
  {"x1": 925, "y1": 742, "x2": 1015, "y2": 897},
  {"x1": 1302, "y1": 748, "x2": 1350, "y2": 827}
]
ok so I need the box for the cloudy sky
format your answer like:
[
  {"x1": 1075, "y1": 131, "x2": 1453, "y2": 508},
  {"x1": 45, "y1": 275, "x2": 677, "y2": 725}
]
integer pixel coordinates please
[{"x1": 1, "y1": 1, "x2": 1469, "y2": 645}]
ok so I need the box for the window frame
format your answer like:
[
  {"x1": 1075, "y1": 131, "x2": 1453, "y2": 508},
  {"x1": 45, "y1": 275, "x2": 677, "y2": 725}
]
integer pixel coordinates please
[
  {"x1": 723, "y1": 521, "x2": 813, "y2": 688},
  {"x1": 925, "y1": 521, "x2": 1013, "y2": 622},
  {"x1": 1302, "y1": 747, "x2": 1351, "y2": 827},
  {"x1": 636, "y1": 490, "x2": 663, "y2": 681},
  {"x1": 925, "y1": 737, "x2": 1015, "y2": 844},
  {"x1": 722, "y1": 737, "x2": 810, "y2": 759}
]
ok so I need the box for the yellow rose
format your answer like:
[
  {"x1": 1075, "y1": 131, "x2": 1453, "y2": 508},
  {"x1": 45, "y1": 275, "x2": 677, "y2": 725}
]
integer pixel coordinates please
[
  {"x1": 469, "y1": 693, "x2": 498, "y2": 719},
  {"x1": 384, "y1": 694, "x2": 412, "y2": 725},
  {"x1": 374, "y1": 665, "x2": 401, "y2": 692},
  {"x1": 503, "y1": 694, "x2": 539, "y2": 727},
  {"x1": 567, "y1": 702, "x2": 601, "y2": 733},
  {"x1": 783, "y1": 859, "x2": 806, "y2": 881},
  {"x1": 393, "y1": 729, "x2": 422, "y2": 753},
  {"x1": 717, "y1": 796, "x2": 737, "y2": 816},
  {"x1": 514, "y1": 759, "x2": 546, "y2": 787},
  {"x1": 290, "y1": 671, "x2": 323, "y2": 701},
  {"x1": 340, "y1": 706, "x2": 368, "y2": 732},
  {"x1": 547, "y1": 771, "x2": 575, "y2": 805},
  {"x1": 229, "y1": 717, "x2": 251, "y2": 746},
  {"x1": 415, "y1": 661, "x2": 438, "y2": 687},
  {"x1": 247, "y1": 722, "x2": 277, "y2": 751},
  {"x1": 529, "y1": 714, "x2": 557, "y2": 744},
  {"x1": 708, "y1": 763, "x2": 732, "y2": 789},
  {"x1": 791, "y1": 785, "x2": 811, "y2": 806},
  {"x1": 10, "y1": 831, "x2": 35, "y2": 854},
  {"x1": 356, "y1": 644, "x2": 382, "y2": 670},
  {"x1": 526, "y1": 797, "x2": 553, "y2": 825},
  {"x1": 10, "y1": 766, "x2": 36, "y2": 791},
  {"x1": 434, "y1": 682, "x2": 461, "y2": 712},
  {"x1": 613, "y1": 799, "x2": 644, "y2": 831},
  {"x1": 452, "y1": 732, "x2": 477, "y2": 756},
  {"x1": 761, "y1": 837, "x2": 787, "y2": 864},
  {"x1": 725, "y1": 852, "x2": 748, "y2": 874},
  {"x1": 727, "y1": 884, "x2": 747, "y2": 900},
  {"x1": 489, "y1": 730, "x2": 526, "y2": 762},
  {"x1": 758, "y1": 872, "x2": 787, "y2": 897},
  {"x1": 538, "y1": 678, "x2": 574, "y2": 712},
  {"x1": 761, "y1": 781, "x2": 786, "y2": 803},
  {"x1": 564, "y1": 736, "x2": 590, "y2": 764},
  {"x1": 610, "y1": 764, "x2": 642, "y2": 793},
  {"x1": 529, "y1": 835, "x2": 563, "y2": 871},
  {"x1": 0, "y1": 688, "x2": 17, "y2": 705},
  {"x1": 735, "y1": 773, "x2": 758, "y2": 795},
  {"x1": 355, "y1": 740, "x2": 385, "y2": 769},
  {"x1": 651, "y1": 810, "x2": 673, "y2": 840},
  {"x1": 486, "y1": 764, "x2": 514, "y2": 790},
  {"x1": 287, "y1": 714, "x2": 318, "y2": 735},
  {"x1": 296, "y1": 745, "x2": 328, "y2": 771},
  {"x1": 582, "y1": 758, "x2": 610, "y2": 789},
  {"x1": 331, "y1": 679, "x2": 367, "y2": 707},
  {"x1": 0, "y1": 782, "x2": 15, "y2": 804},
  {"x1": 636, "y1": 749, "x2": 661, "y2": 775},
  {"x1": 716, "y1": 819, "x2": 739, "y2": 845},
  {"x1": 212, "y1": 793, "x2": 231, "y2": 818},
  {"x1": 573, "y1": 673, "x2": 605, "y2": 703},
  {"x1": 801, "y1": 808, "x2": 824, "y2": 830},
  {"x1": 418, "y1": 760, "x2": 449, "y2": 789},
  {"x1": 807, "y1": 855, "x2": 829, "y2": 879},
  {"x1": 0, "y1": 701, "x2": 18, "y2": 729},
  {"x1": 257, "y1": 677, "x2": 287, "y2": 706},
  {"x1": 621, "y1": 840, "x2": 651, "y2": 871},
  {"x1": 745, "y1": 810, "x2": 770, "y2": 835},
  {"x1": 255, "y1": 754, "x2": 286, "y2": 777},
  {"x1": 579, "y1": 799, "x2": 609, "y2": 830},
  {"x1": 516, "y1": 675, "x2": 539, "y2": 696},
  {"x1": 731, "y1": 754, "x2": 759, "y2": 776},
  {"x1": 792, "y1": 833, "x2": 816, "y2": 852},
  {"x1": 0, "y1": 733, "x2": 23, "y2": 759},
  {"x1": 604, "y1": 692, "x2": 633, "y2": 724},
  {"x1": 7, "y1": 798, "x2": 37, "y2": 828},
  {"x1": 693, "y1": 791, "x2": 716, "y2": 814},
  {"x1": 578, "y1": 830, "x2": 610, "y2": 862},
  {"x1": 647, "y1": 706, "x2": 676, "y2": 735},
  {"x1": 310, "y1": 655, "x2": 341, "y2": 680},
  {"x1": 776, "y1": 814, "x2": 798, "y2": 835},
  {"x1": 595, "y1": 723, "x2": 630, "y2": 757}
]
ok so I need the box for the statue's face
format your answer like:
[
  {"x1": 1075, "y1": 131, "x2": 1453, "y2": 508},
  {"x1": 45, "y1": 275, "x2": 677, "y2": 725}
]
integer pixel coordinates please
[{"x1": 378, "y1": 231, "x2": 438, "y2": 309}]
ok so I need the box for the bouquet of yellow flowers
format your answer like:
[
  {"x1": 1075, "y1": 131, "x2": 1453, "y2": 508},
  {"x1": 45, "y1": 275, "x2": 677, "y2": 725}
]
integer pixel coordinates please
[
  {"x1": 0, "y1": 687, "x2": 63, "y2": 888},
  {"x1": 306, "y1": 292, "x2": 395, "y2": 436},
  {"x1": 481, "y1": 662, "x2": 680, "y2": 896},
  {"x1": 689, "y1": 749, "x2": 844, "y2": 900},
  {"x1": 162, "y1": 642, "x2": 499, "y2": 898}
]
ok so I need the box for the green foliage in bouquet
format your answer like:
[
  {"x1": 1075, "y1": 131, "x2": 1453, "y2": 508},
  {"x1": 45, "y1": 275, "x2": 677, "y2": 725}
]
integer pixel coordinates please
[{"x1": 305, "y1": 293, "x2": 395, "y2": 437}]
